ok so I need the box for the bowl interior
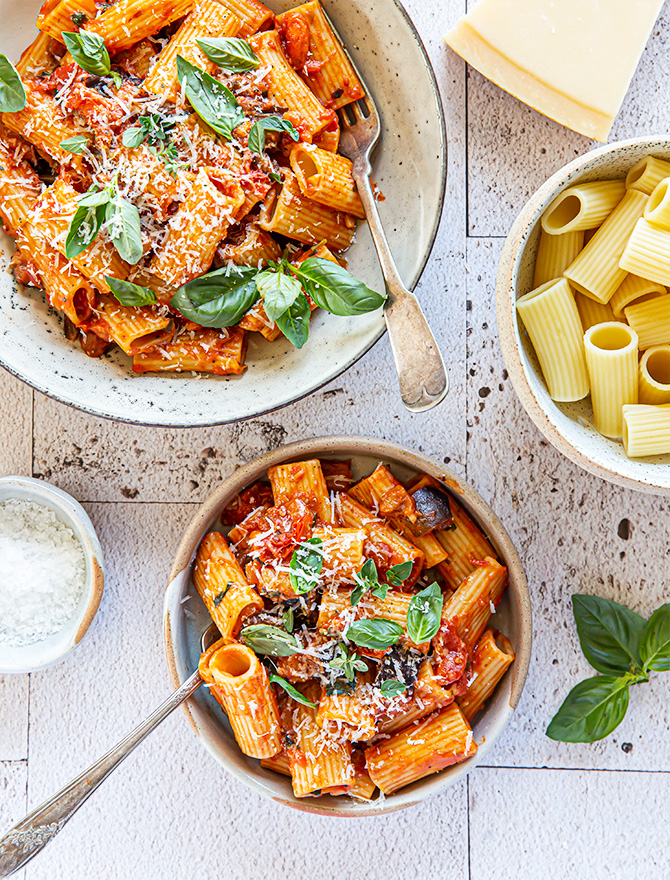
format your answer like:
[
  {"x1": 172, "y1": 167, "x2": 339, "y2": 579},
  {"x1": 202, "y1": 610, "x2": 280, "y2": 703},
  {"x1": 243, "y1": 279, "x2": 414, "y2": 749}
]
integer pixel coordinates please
[
  {"x1": 164, "y1": 438, "x2": 530, "y2": 815},
  {"x1": 502, "y1": 138, "x2": 670, "y2": 492},
  {"x1": 0, "y1": 0, "x2": 446, "y2": 427},
  {"x1": 0, "y1": 476, "x2": 104, "y2": 673}
]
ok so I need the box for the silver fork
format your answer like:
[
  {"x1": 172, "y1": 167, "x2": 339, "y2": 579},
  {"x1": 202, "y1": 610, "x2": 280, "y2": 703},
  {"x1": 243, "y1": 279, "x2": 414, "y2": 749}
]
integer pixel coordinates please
[{"x1": 336, "y1": 74, "x2": 448, "y2": 411}]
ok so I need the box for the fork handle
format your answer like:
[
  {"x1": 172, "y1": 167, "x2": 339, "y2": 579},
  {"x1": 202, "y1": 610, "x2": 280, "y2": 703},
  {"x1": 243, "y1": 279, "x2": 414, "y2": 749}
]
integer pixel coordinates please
[{"x1": 351, "y1": 160, "x2": 448, "y2": 412}]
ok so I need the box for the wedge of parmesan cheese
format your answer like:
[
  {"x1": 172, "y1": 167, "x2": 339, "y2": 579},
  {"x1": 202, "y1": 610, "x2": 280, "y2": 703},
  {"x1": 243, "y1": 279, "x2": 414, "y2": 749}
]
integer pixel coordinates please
[{"x1": 445, "y1": 0, "x2": 664, "y2": 141}]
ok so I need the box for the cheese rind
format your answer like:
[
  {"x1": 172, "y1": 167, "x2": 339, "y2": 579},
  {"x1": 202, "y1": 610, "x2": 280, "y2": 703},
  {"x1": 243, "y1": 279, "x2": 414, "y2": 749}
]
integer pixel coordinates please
[{"x1": 445, "y1": 0, "x2": 664, "y2": 142}]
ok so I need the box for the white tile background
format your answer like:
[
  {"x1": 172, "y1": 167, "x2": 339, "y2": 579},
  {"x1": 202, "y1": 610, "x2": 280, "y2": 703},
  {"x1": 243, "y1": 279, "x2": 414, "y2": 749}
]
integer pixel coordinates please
[{"x1": 2, "y1": 1, "x2": 670, "y2": 878}]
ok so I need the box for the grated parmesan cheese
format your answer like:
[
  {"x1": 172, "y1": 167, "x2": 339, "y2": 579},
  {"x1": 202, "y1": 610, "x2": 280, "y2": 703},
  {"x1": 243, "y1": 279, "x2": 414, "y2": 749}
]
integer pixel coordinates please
[{"x1": 0, "y1": 499, "x2": 86, "y2": 647}]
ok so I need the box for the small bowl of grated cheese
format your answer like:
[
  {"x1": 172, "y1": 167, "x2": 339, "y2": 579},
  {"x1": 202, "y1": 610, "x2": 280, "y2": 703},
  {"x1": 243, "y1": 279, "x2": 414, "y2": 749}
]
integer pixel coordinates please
[{"x1": 0, "y1": 476, "x2": 104, "y2": 673}]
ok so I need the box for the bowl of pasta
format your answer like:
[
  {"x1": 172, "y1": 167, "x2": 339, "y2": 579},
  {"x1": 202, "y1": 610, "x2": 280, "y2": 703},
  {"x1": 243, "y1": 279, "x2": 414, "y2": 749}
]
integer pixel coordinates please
[
  {"x1": 497, "y1": 136, "x2": 670, "y2": 494},
  {"x1": 163, "y1": 436, "x2": 531, "y2": 814},
  {"x1": 0, "y1": 0, "x2": 445, "y2": 426}
]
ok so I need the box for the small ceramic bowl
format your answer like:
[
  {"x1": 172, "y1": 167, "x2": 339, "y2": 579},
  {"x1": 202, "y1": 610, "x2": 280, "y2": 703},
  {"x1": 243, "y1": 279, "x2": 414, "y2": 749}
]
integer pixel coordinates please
[
  {"x1": 497, "y1": 136, "x2": 670, "y2": 494},
  {"x1": 0, "y1": 476, "x2": 104, "y2": 673},
  {"x1": 164, "y1": 436, "x2": 531, "y2": 815}
]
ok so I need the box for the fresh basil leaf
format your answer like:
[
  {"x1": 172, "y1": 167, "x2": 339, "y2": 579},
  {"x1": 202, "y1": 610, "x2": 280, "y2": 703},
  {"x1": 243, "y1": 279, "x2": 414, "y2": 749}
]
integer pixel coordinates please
[
  {"x1": 282, "y1": 607, "x2": 294, "y2": 633},
  {"x1": 387, "y1": 561, "x2": 413, "y2": 587},
  {"x1": 640, "y1": 604, "x2": 670, "y2": 672},
  {"x1": 196, "y1": 37, "x2": 260, "y2": 72},
  {"x1": 289, "y1": 538, "x2": 323, "y2": 595},
  {"x1": 276, "y1": 292, "x2": 310, "y2": 348},
  {"x1": 106, "y1": 195, "x2": 143, "y2": 264},
  {"x1": 269, "y1": 673, "x2": 316, "y2": 707},
  {"x1": 293, "y1": 258, "x2": 386, "y2": 316},
  {"x1": 64, "y1": 202, "x2": 106, "y2": 258},
  {"x1": 171, "y1": 267, "x2": 259, "y2": 327},
  {"x1": 380, "y1": 679, "x2": 406, "y2": 698},
  {"x1": 328, "y1": 644, "x2": 368, "y2": 681},
  {"x1": 256, "y1": 268, "x2": 302, "y2": 322},
  {"x1": 351, "y1": 558, "x2": 378, "y2": 606},
  {"x1": 269, "y1": 171, "x2": 282, "y2": 184},
  {"x1": 546, "y1": 675, "x2": 630, "y2": 743},
  {"x1": 350, "y1": 581, "x2": 365, "y2": 607},
  {"x1": 60, "y1": 135, "x2": 88, "y2": 154},
  {"x1": 62, "y1": 31, "x2": 111, "y2": 77},
  {"x1": 105, "y1": 276, "x2": 156, "y2": 307},
  {"x1": 112, "y1": 71, "x2": 122, "y2": 89},
  {"x1": 122, "y1": 126, "x2": 146, "y2": 148},
  {"x1": 406, "y1": 582, "x2": 443, "y2": 644},
  {"x1": 240, "y1": 624, "x2": 300, "y2": 657},
  {"x1": 572, "y1": 594, "x2": 646, "y2": 675},
  {"x1": 346, "y1": 618, "x2": 403, "y2": 650},
  {"x1": 176, "y1": 55, "x2": 244, "y2": 140},
  {"x1": 0, "y1": 54, "x2": 26, "y2": 113},
  {"x1": 70, "y1": 11, "x2": 88, "y2": 26},
  {"x1": 248, "y1": 116, "x2": 299, "y2": 154},
  {"x1": 79, "y1": 187, "x2": 111, "y2": 208}
]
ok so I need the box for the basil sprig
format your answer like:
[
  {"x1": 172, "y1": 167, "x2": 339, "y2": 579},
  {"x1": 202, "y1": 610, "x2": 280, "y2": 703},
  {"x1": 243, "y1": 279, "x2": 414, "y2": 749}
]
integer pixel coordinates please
[
  {"x1": 248, "y1": 116, "x2": 299, "y2": 154},
  {"x1": 62, "y1": 31, "x2": 120, "y2": 86},
  {"x1": 292, "y1": 258, "x2": 386, "y2": 316},
  {"x1": 547, "y1": 596, "x2": 670, "y2": 743},
  {"x1": 176, "y1": 56, "x2": 244, "y2": 140},
  {"x1": 0, "y1": 55, "x2": 26, "y2": 113},
  {"x1": 65, "y1": 178, "x2": 143, "y2": 264},
  {"x1": 240, "y1": 624, "x2": 300, "y2": 657},
  {"x1": 346, "y1": 618, "x2": 403, "y2": 650},
  {"x1": 196, "y1": 37, "x2": 260, "y2": 72},
  {"x1": 328, "y1": 644, "x2": 368, "y2": 681},
  {"x1": 387, "y1": 561, "x2": 413, "y2": 587},
  {"x1": 380, "y1": 679, "x2": 406, "y2": 698},
  {"x1": 269, "y1": 673, "x2": 315, "y2": 708},
  {"x1": 255, "y1": 269, "x2": 302, "y2": 322},
  {"x1": 406, "y1": 582, "x2": 443, "y2": 644},
  {"x1": 289, "y1": 538, "x2": 323, "y2": 595},
  {"x1": 122, "y1": 114, "x2": 183, "y2": 177},
  {"x1": 351, "y1": 558, "x2": 387, "y2": 606},
  {"x1": 105, "y1": 276, "x2": 156, "y2": 307},
  {"x1": 60, "y1": 135, "x2": 89, "y2": 154},
  {"x1": 170, "y1": 267, "x2": 259, "y2": 327}
]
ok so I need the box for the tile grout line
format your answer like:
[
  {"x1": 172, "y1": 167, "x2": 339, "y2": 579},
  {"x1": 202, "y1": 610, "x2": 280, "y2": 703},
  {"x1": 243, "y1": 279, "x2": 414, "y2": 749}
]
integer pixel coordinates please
[
  {"x1": 466, "y1": 775, "x2": 472, "y2": 880},
  {"x1": 477, "y1": 764, "x2": 670, "y2": 775}
]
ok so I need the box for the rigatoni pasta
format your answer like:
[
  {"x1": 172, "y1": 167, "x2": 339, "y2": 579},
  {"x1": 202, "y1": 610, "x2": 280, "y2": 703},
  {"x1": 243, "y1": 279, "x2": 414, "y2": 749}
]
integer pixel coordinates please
[
  {"x1": 583, "y1": 322, "x2": 638, "y2": 439},
  {"x1": 541, "y1": 181, "x2": 625, "y2": 235}
]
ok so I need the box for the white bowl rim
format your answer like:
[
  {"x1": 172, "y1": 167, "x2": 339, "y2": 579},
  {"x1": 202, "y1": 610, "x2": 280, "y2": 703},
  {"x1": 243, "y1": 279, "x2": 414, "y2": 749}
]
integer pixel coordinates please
[
  {"x1": 0, "y1": 0, "x2": 448, "y2": 429},
  {"x1": 163, "y1": 435, "x2": 532, "y2": 815},
  {"x1": 496, "y1": 134, "x2": 670, "y2": 495},
  {"x1": 0, "y1": 475, "x2": 105, "y2": 673}
]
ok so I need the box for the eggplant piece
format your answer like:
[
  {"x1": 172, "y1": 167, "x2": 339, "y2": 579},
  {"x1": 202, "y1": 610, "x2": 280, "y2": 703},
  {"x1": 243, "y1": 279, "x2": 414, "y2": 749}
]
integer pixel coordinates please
[
  {"x1": 410, "y1": 485, "x2": 453, "y2": 536},
  {"x1": 374, "y1": 645, "x2": 424, "y2": 688}
]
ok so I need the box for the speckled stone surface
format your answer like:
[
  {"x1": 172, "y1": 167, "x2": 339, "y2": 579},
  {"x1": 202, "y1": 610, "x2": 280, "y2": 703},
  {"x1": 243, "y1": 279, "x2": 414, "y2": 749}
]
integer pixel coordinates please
[{"x1": 3, "y1": 0, "x2": 670, "y2": 877}]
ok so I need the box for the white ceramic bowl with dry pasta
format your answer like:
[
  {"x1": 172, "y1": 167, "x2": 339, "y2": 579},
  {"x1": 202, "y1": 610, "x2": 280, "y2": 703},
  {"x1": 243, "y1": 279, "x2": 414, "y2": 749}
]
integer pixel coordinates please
[
  {"x1": 497, "y1": 136, "x2": 670, "y2": 494},
  {"x1": 163, "y1": 436, "x2": 531, "y2": 815}
]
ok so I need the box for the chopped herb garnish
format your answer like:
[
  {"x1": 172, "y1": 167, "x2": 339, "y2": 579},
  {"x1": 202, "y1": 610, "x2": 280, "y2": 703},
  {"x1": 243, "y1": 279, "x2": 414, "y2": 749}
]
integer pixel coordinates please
[
  {"x1": 328, "y1": 644, "x2": 368, "y2": 681},
  {"x1": 289, "y1": 538, "x2": 323, "y2": 595},
  {"x1": 269, "y1": 673, "x2": 315, "y2": 707}
]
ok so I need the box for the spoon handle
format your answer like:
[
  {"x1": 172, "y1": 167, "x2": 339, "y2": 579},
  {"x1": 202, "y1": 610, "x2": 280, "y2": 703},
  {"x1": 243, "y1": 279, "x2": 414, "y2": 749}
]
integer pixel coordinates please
[{"x1": 0, "y1": 670, "x2": 202, "y2": 877}]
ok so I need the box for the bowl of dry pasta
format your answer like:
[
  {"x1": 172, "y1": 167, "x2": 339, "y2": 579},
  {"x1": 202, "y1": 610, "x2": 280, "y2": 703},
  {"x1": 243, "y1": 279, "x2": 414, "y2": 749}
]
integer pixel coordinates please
[
  {"x1": 497, "y1": 136, "x2": 670, "y2": 494},
  {"x1": 163, "y1": 436, "x2": 531, "y2": 814}
]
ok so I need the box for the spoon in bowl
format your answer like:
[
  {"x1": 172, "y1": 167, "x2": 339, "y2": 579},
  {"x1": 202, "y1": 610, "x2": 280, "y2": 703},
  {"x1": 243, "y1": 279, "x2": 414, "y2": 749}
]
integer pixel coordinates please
[{"x1": 0, "y1": 623, "x2": 220, "y2": 877}]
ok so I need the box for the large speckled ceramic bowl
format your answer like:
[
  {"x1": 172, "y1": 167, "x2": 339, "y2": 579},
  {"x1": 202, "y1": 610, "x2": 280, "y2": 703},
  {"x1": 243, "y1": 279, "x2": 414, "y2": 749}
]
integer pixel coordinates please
[
  {"x1": 497, "y1": 137, "x2": 670, "y2": 494},
  {"x1": 163, "y1": 436, "x2": 531, "y2": 815},
  {"x1": 0, "y1": 0, "x2": 446, "y2": 427}
]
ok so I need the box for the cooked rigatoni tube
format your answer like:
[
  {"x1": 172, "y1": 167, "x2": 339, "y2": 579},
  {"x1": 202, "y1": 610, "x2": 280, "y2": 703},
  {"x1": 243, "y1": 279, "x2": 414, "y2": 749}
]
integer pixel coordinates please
[
  {"x1": 37, "y1": 0, "x2": 97, "y2": 39},
  {"x1": 533, "y1": 229, "x2": 584, "y2": 288},
  {"x1": 347, "y1": 755, "x2": 377, "y2": 801},
  {"x1": 435, "y1": 498, "x2": 496, "y2": 592},
  {"x1": 290, "y1": 144, "x2": 364, "y2": 219},
  {"x1": 260, "y1": 751, "x2": 291, "y2": 776},
  {"x1": 0, "y1": 133, "x2": 41, "y2": 236},
  {"x1": 311, "y1": 526, "x2": 366, "y2": 582},
  {"x1": 364, "y1": 703, "x2": 477, "y2": 794},
  {"x1": 15, "y1": 30, "x2": 62, "y2": 78},
  {"x1": 584, "y1": 322, "x2": 639, "y2": 439},
  {"x1": 541, "y1": 180, "x2": 625, "y2": 235},
  {"x1": 516, "y1": 277, "x2": 589, "y2": 401},
  {"x1": 619, "y1": 218, "x2": 670, "y2": 287},
  {"x1": 626, "y1": 156, "x2": 670, "y2": 195},
  {"x1": 284, "y1": 682, "x2": 354, "y2": 797},
  {"x1": 132, "y1": 327, "x2": 248, "y2": 376},
  {"x1": 151, "y1": 168, "x2": 244, "y2": 286},
  {"x1": 317, "y1": 586, "x2": 427, "y2": 649},
  {"x1": 216, "y1": 223, "x2": 282, "y2": 268},
  {"x1": 200, "y1": 642, "x2": 282, "y2": 759},
  {"x1": 378, "y1": 658, "x2": 455, "y2": 734},
  {"x1": 622, "y1": 404, "x2": 670, "y2": 457},
  {"x1": 644, "y1": 178, "x2": 670, "y2": 232},
  {"x1": 259, "y1": 171, "x2": 354, "y2": 251},
  {"x1": 2, "y1": 87, "x2": 85, "y2": 168},
  {"x1": 441, "y1": 558, "x2": 508, "y2": 654},
  {"x1": 575, "y1": 291, "x2": 618, "y2": 331},
  {"x1": 85, "y1": 0, "x2": 195, "y2": 52},
  {"x1": 268, "y1": 459, "x2": 332, "y2": 522},
  {"x1": 349, "y1": 463, "x2": 417, "y2": 522},
  {"x1": 144, "y1": 0, "x2": 240, "y2": 100},
  {"x1": 276, "y1": 0, "x2": 364, "y2": 110},
  {"x1": 624, "y1": 295, "x2": 670, "y2": 350},
  {"x1": 609, "y1": 274, "x2": 666, "y2": 318},
  {"x1": 336, "y1": 492, "x2": 424, "y2": 588},
  {"x1": 457, "y1": 629, "x2": 515, "y2": 722},
  {"x1": 192, "y1": 531, "x2": 262, "y2": 638},
  {"x1": 316, "y1": 676, "x2": 377, "y2": 741},
  {"x1": 217, "y1": 0, "x2": 273, "y2": 37},
  {"x1": 639, "y1": 346, "x2": 670, "y2": 404},
  {"x1": 249, "y1": 30, "x2": 334, "y2": 140},
  {"x1": 563, "y1": 189, "x2": 648, "y2": 303},
  {"x1": 86, "y1": 295, "x2": 173, "y2": 356}
]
